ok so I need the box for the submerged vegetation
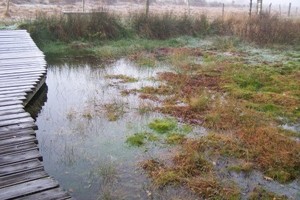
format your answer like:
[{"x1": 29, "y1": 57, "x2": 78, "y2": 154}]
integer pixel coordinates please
[{"x1": 16, "y1": 10, "x2": 300, "y2": 199}]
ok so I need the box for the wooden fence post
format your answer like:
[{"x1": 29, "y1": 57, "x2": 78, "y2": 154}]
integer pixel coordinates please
[
  {"x1": 288, "y1": 2, "x2": 291, "y2": 17},
  {"x1": 279, "y1": 5, "x2": 281, "y2": 16},
  {"x1": 82, "y1": 0, "x2": 85, "y2": 12},
  {"x1": 146, "y1": 0, "x2": 150, "y2": 17},
  {"x1": 222, "y1": 3, "x2": 225, "y2": 19},
  {"x1": 249, "y1": 0, "x2": 252, "y2": 17}
]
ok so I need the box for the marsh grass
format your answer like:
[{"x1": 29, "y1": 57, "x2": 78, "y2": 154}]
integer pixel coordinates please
[
  {"x1": 148, "y1": 118, "x2": 177, "y2": 134},
  {"x1": 126, "y1": 132, "x2": 158, "y2": 147},
  {"x1": 248, "y1": 187, "x2": 288, "y2": 200},
  {"x1": 105, "y1": 74, "x2": 138, "y2": 83},
  {"x1": 103, "y1": 101, "x2": 127, "y2": 121}
]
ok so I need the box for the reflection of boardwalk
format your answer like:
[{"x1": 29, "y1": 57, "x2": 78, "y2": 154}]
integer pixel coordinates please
[{"x1": 0, "y1": 30, "x2": 71, "y2": 199}]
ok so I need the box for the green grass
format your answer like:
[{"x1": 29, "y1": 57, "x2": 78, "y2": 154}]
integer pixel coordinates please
[
  {"x1": 126, "y1": 132, "x2": 158, "y2": 147},
  {"x1": 148, "y1": 118, "x2": 177, "y2": 134}
]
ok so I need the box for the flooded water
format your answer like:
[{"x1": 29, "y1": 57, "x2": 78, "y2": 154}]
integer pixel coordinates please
[
  {"x1": 33, "y1": 59, "x2": 199, "y2": 200},
  {"x1": 29, "y1": 57, "x2": 300, "y2": 200}
]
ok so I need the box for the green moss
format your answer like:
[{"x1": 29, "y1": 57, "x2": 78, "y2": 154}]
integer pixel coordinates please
[{"x1": 148, "y1": 118, "x2": 177, "y2": 134}]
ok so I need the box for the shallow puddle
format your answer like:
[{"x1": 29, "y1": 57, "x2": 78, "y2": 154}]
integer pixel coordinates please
[{"x1": 31, "y1": 59, "x2": 199, "y2": 200}]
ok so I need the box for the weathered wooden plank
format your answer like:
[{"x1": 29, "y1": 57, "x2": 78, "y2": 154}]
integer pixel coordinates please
[
  {"x1": 0, "y1": 54, "x2": 43, "y2": 60},
  {"x1": 0, "y1": 159, "x2": 43, "y2": 176},
  {"x1": 0, "y1": 75, "x2": 43, "y2": 82},
  {"x1": 0, "y1": 96, "x2": 26, "y2": 102},
  {"x1": 0, "y1": 104, "x2": 24, "y2": 112},
  {"x1": 0, "y1": 150, "x2": 42, "y2": 166},
  {"x1": 0, "y1": 100, "x2": 23, "y2": 107},
  {"x1": 0, "y1": 108, "x2": 26, "y2": 116},
  {"x1": 0, "y1": 83, "x2": 36, "y2": 90},
  {"x1": 0, "y1": 75, "x2": 39, "y2": 84},
  {"x1": 0, "y1": 85, "x2": 35, "y2": 92},
  {"x1": 0, "y1": 128, "x2": 34, "y2": 139},
  {"x1": 0, "y1": 142, "x2": 37, "y2": 156},
  {"x1": 0, "y1": 113, "x2": 30, "y2": 121},
  {"x1": 0, "y1": 135, "x2": 36, "y2": 146},
  {"x1": 15, "y1": 187, "x2": 71, "y2": 200},
  {"x1": 0, "y1": 168, "x2": 48, "y2": 189},
  {"x1": 0, "y1": 68, "x2": 46, "y2": 75},
  {"x1": 0, "y1": 89, "x2": 33, "y2": 96},
  {"x1": 0, "y1": 60, "x2": 46, "y2": 67},
  {"x1": 0, "y1": 177, "x2": 59, "y2": 200},
  {"x1": 0, "y1": 71, "x2": 46, "y2": 79},
  {"x1": 0, "y1": 117, "x2": 34, "y2": 127},
  {"x1": 0, "y1": 122, "x2": 36, "y2": 132}
]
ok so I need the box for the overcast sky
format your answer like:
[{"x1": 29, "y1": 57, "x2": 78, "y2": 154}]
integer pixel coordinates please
[{"x1": 214, "y1": 0, "x2": 300, "y2": 7}]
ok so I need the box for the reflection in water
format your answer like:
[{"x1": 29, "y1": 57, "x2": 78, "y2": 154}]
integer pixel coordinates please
[
  {"x1": 35, "y1": 59, "x2": 199, "y2": 200},
  {"x1": 25, "y1": 84, "x2": 48, "y2": 120}
]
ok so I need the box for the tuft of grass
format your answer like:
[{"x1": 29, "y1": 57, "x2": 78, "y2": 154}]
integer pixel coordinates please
[
  {"x1": 148, "y1": 118, "x2": 177, "y2": 134},
  {"x1": 126, "y1": 132, "x2": 158, "y2": 147},
  {"x1": 248, "y1": 187, "x2": 288, "y2": 200},
  {"x1": 126, "y1": 133, "x2": 146, "y2": 147},
  {"x1": 228, "y1": 162, "x2": 254, "y2": 174},
  {"x1": 189, "y1": 92, "x2": 210, "y2": 112},
  {"x1": 166, "y1": 133, "x2": 185, "y2": 145},
  {"x1": 105, "y1": 74, "x2": 138, "y2": 83},
  {"x1": 103, "y1": 102, "x2": 127, "y2": 121}
]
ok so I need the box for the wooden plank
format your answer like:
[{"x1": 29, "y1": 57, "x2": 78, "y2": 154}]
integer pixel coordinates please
[
  {"x1": 0, "y1": 71, "x2": 46, "y2": 79},
  {"x1": 0, "y1": 85, "x2": 35, "y2": 92},
  {"x1": 0, "y1": 168, "x2": 48, "y2": 189},
  {"x1": 0, "y1": 142, "x2": 38, "y2": 156},
  {"x1": 0, "y1": 113, "x2": 30, "y2": 121},
  {"x1": 0, "y1": 96, "x2": 26, "y2": 102},
  {"x1": 0, "y1": 108, "x2": 26, "y2": 116},
  {"x1": 15, "y1": 187, "x2": 71, "y2": 200},
  {"x1": 0, "y1": 75, "x2": 44, "y2": 82},
  {"x1": 0, "y1": 177, "x2": 59, "y2": 200},
  {"x1": 0, "y1": 68, "x2": 46, "y2": 75},
  {"x1": 0, "y1": 135, "x2": 36, "y2": 146},
  {"x1": 0, "y1": 83, "x2": 36, "y2": 90},
  {"x1": 0, "y1": 129, "x2": 35, "y2": 140},
  {"x1": 0, "y1": 100, "x2": 23, "y2": 107},
  {"x1": 0, "y1": 150, "x2": 42, "y2": 166},
  {"x1": 0, "y1": 117, "x2": 34, "y2": 127},
  {"x1": 0, "y1": 89, "x2": 32, "y2": 96},
  {"x1": 0, "y1": 53, "x2": 43, "y2": 60},
  {"x1": 0, "y1": 104, "x2": 24, "y2": 112},
  {"x1": 0, "y1": 159, "x2": 43, "y2": 176},
  {"x1": 0, "y1": 78, "x2": 39, "y2": 84},
  {"x1": 0, "y1": 122, "x2": 36, "y2": 132}
]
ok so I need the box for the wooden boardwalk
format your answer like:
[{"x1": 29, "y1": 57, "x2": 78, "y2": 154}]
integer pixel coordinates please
[{"x1": 0, "y1": 30, "x2": 72, "y2": 200}]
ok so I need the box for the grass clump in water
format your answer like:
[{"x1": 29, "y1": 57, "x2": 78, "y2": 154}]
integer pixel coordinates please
[
  {"x1": 126, "y1": 132, "x2": 158, "y2": 147},
  {"x1": 148, "y1": 118, "x2": 177, "y2": 134},
  {"x1": 105, "y1": 74, "x2": 138, "y2": 83}
]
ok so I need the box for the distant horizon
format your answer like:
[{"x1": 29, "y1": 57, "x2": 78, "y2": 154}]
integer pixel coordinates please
[{"x1": 209, "y1": 0, "x2": 300, "y2": 7}]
